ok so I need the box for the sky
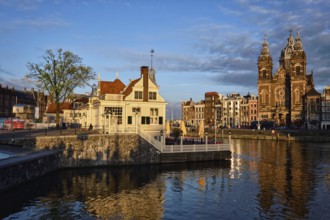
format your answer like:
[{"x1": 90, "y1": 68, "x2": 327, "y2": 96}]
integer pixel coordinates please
[{"x1": 1, "y1": 0, "x2": 330, "y2": 110}]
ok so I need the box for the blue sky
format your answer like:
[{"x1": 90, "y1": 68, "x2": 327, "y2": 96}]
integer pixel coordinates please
[{"x1": 1, "y1": 0, "x2": 330, "y2": 107}]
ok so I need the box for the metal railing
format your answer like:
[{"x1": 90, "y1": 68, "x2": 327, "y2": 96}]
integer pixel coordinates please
[
  {"x1": 137, "y1": 128, "x2": 230, "y2": 153},
  {"x1": 162, "y1": 143, "x2": 230, "y2": 153}
]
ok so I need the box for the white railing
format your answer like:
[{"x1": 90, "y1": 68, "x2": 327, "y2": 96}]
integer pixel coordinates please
[
  {"x1": 137, "y1": 129, "x2": 163, "y2": 151},
  {"x1": 162, "y1": 143, "x2": 230, "y2": 153},
  {"x1": 137, "y1": 128, "x2": 230, "y2": 153}
]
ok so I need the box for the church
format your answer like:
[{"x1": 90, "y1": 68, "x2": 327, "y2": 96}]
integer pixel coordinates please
[{"x1": 258, "y1": 32, "x2": 321, "y2": 128}]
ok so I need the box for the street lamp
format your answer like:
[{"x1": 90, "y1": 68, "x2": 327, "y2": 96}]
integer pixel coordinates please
[
  {"x1": 101, "y1": 114, "x2": 105, "y2": 133},
  {"x1": 214, "y1": 109, "x2": 217, "y2": 143},
  {"x1": 205, "y1": 130, "x2": 208, "y2": 146},
  {"x1": 135, "y1": 111, "x2": 138, "y2": 133},
  {"x1": 180, "y1": 130, "x2": 183, "y2": 146},
  {"x1": 160, "y1": 130, "x2": 164, "y2": 150}
]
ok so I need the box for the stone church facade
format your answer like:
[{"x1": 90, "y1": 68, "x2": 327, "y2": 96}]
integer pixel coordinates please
[{"x1": 258, "y1": 32, "x2": 320, "y2": 128}]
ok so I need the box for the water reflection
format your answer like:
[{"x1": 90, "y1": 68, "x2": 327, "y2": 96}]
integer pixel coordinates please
[
  {"x1": 230, "y1": 139, "x2": 330, "y2": 219},
  {"x1": 0, "y1": 140, "x2": 329, "y2": 219}
]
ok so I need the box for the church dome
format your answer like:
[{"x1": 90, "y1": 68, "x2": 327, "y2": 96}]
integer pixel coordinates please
[{"x1": 294, "y1": 32, "x2": 304, "y2": 51}]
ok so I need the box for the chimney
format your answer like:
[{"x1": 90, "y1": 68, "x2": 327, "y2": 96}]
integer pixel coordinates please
[{"x1": 141, "y1": 66, "x2": 149, "y2": 101}]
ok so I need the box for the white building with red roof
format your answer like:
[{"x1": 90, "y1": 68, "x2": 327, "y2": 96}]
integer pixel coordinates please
[{"x1": 78, "y1": 66, "x2": 167, "y2": 137}]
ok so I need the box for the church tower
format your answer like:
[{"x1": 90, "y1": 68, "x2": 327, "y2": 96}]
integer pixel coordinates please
[
  {"x1": 258, "y1": 35, "x2": 273, "y2": 82},
  {"x1": 257, "y1": 31, "x2": 319, "y2": 128}
]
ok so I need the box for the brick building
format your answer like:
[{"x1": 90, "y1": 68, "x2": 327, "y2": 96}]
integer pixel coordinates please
[{"x1": 0, "y1": 85, "x2": 48, "y2": 120}]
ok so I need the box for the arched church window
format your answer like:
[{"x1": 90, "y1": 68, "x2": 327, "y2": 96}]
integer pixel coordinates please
[
  {"x1": 261, "y1": 89, "x2": 268, "y2": 105},
  {"x1": 296, "y1": 89, "x2": 301, "y2": 104},
  {"x1": 296, "y1": 66, "x2": 301, "y2": 75},
  {"x1": 263, "y1": 70, "x2": 267, "y2": 79}
]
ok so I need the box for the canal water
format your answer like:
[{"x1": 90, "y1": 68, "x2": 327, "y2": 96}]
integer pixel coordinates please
[{"x1": 0, "y1": 139, "x2": 329, "y2": 219}]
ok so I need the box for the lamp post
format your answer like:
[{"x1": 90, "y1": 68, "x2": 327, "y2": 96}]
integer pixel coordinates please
[
  {"x1": 135, "y1": 111, "x2": 138, "y2": 133},
  {"x1": 102, "y1": 114, "x2": 105, "y2": 133},
  {"x1": 108, "y1": 112, "x2": 112, "y2": 134},
  {"x1": 214, "y1": 109, "x2": 217, "y2": 143},
  {"x1": 180, "y1": 130, "x2": 183, "y2": 146},
  {"x1": 205, "y1": 130, "x2": 208, "y2": 147},
  {"x1": 160, "y1": 130, "x2": 164, "y2": 151}
]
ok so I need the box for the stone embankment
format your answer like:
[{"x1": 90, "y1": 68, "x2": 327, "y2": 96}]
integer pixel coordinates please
[
  {"x1": 0, "y1": 133, "x2": 160, "y2": 192},
  {"x1": 0, "y1": 133, "x2": 231, "y2": 192},
  {"x1": 0, "y1": 150, "x2": 61, "y2": 193},
  {"x1": 1, "y1": 133, "x2": 161, "y2": 167},
  {"x1": 189, "y1": 129, "x2": 330, "y2": 142}
]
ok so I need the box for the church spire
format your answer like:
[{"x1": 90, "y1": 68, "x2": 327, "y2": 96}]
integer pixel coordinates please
[
  {"x1": 260, "y1": 34, "x2": 271, "y2": 56},
  {"x1": 294, "y1": 31, "x2": 304, "y2": 51},
  {"x1": 258, "y1": 34, "x2": 273, "y2": 81},
  {"x1": 287, "y1": 29, "x2": 295, "y2": 47}
]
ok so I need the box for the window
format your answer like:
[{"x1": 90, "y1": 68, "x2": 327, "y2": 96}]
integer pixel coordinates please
[
  {"x1": 128, "y1": 116, "x2": 132, "y2": 124},
  {"x1": 134, "y1": 91, "x2": 143, "y2": 99},
  {"x1": 104, "y1": 107, "x2": 123, "y2": 124},
  {"x1": 141, "y1": 116, "x2": 150, "y2": 124},
  {"x1": 296, "y1": 66, "x2": 300, "y2": 75},
  {"x1": 159, "y1": 117, "x2": 163, "y2": 125},
  {"x1": 150, "y1": 108, "x2": 158, "y2": 124},
  {"x1": 263, "y1": 70, "x2": 267, "y2": 79},
  {"x1": 149, "y1": 92, "x2": 157, "y2": 100},
  {"x1": 132, "y1": 107, "x2": 140, "y2": 113}
]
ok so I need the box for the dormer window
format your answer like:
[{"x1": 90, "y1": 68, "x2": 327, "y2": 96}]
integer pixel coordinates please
[
  {"x1": 149, "y1": 92, "x2": 157, "y2": 100},
  {"x1": 134, "y1": 91, "x2": 142, "y2": 100}
]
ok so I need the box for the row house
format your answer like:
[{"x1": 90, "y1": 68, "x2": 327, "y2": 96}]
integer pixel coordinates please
[
  {"x1": 321, "y1": 86, "x2": 330, "y2": 130},
  {"x1": 181, "y1": 92, "x2": 258, "y2": 129},
  {"x1": 303, "y1": 88, "x2": 321, "y2": 129},
  {"x1": 240, "y1": 94, "x2": 258, "y2": 128},
  {"x1": 181, "y1": 98, "x2": 195, "y2": 126},
  {"x1": 220, "y1": 93, "x2": 242, "y2": 128},
  {"x1": 204, "y1": 92, "x2": 220, "y2": 128},
  {"x1": 0, "y1": 85, "x2": 48, "y2": 120},
  {"x1": 194, "y1": 100, "x2": 205, "y2": 127}
]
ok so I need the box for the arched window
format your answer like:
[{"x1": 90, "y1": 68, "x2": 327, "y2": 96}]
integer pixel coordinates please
[
  {"x1": 261, "y1": 89, "x2": 268, "y2": 105},
  {"x1": 295, "y1": 89, "x2": 301, "y2": 104},
  {"x1": 263, "y1": 70, "x2": 267, "y2": 79},
  {"x1": 296, "y1": 66, "x2": 301, "y2": 75}
]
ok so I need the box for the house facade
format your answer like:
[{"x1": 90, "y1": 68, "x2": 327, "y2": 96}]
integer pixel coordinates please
[
  {"x1": 321, "y1": 86, "x2": 330, "y2": 130},
  {"x1": 77, "y1": 66, "x2": 166, "y2": 137}
]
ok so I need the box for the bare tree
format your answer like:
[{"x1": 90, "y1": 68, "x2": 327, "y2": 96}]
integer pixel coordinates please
[{"x1": 26, "y1": 49, "x2": 96, "y2": 128}]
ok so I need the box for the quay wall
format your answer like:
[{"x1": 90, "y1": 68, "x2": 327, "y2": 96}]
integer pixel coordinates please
[
  {"x1": 0, "y1": 150, "x2": 61, "y2": 193},
  {"x1": 0, "y1": 134, "x2": 231, "y2": 192},
  {"x1": 227, "y1": 133, "x2": 330, "y2": 142},
  {"x1": 33, "y1": 134, "x2": 162, "y2": 167}
]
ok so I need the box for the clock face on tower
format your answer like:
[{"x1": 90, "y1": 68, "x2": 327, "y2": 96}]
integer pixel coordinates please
[{"x1": 275, "y1": 87, "x2": 285, "y2": 99}]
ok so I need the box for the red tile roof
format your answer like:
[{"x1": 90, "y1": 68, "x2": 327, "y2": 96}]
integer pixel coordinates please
[
  {"x1": 100, "y1": 79, "x2": 126, "y2": 95},
  {"x1": 205, "y1": 92, "x2": 218, "y2": 96},
  {"x1": 46, "y1": 102, "x2": 72, "y2": 114},
  {"x1": 123, "y1": 78, "x2": 140, "y2": 98}
]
